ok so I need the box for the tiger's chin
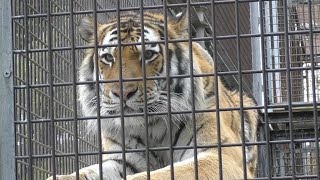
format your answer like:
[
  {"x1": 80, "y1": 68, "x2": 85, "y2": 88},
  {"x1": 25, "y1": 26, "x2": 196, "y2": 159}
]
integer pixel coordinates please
[
  {"x1": 114, "y1": 106, "x2": 144, "y2": 115},
  {"x1": 100, "y1": 102, "x2": 168, "y2": 129}
]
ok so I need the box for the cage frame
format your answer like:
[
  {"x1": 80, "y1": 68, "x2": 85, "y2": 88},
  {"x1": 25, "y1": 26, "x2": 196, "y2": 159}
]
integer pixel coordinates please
[
  {"x1": 3, "y1": 0, "x2": 320, "y2": 180},
  {"x1": 0, "y1": 0, "x2": 15, "y2": 179}
]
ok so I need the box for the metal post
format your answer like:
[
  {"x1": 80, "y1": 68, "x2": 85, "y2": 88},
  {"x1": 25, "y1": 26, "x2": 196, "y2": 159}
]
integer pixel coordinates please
[{"x1": 0, "y1": 0, "x2": 15, "y2": 180}]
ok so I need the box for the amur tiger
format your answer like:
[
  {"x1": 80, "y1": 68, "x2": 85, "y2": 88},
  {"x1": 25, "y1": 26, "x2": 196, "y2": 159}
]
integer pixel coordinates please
[{"x1": 47, "y1": 11, "x2": 258, "y2": 180}]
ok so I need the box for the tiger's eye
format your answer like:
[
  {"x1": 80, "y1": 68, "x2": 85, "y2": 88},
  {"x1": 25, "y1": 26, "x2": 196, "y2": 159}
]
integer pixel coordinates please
[
  {"x1": 102, "y1": 53, "x2": 114, "y2": 63},
  {"x1": 145, "y1": 50, "x2": 155, "y2": 59}
]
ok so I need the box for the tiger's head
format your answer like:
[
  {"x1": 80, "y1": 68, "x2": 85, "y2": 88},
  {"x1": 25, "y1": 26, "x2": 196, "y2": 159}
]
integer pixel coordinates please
[{"x1": 78, "y1": 12, "x2": 207, "y2": 129}]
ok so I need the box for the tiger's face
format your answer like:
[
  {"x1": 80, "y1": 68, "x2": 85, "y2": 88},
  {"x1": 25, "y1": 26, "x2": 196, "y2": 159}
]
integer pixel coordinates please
[
  {"x1": 79, "y1": 12, "x2": 204, "y2": 128},
  {"x1": 97, "y1": 22, "x2": 164, "y2": 114}
]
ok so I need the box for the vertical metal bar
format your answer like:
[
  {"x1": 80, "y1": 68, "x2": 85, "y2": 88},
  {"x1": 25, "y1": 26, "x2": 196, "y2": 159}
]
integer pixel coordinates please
[
  {"x1": 0, "y1": 0, "x2": 15, "y2": 179},
  {"x1": 186, "y1": 1, "x2": 199, "y2": 179},
  {"x1": 92, "y1": 0, "x2": 103, "y2": 179},
  {"x1": 163, "y1": 1, "x2": 174, "y2": 179},
  {"x1": 69, "y1": 0, "x2": 79, "y2": 179},
  {"x1": 23, "y1": 0, "x2": 35, "y2": 179},
  {"x1": 235, "y1": 0, "x2": 247, "y2": 179},
  {"x1": 210, "y1": 1, "x2": 223, "y2": 180},
  {"x1": 139, "y1": 1, "x2": 151, "y2": 179},
  {"x1": 115, "y1": 1, "x2": 127, "y2": 179},
  {"x1": 258, "y1": 0, "x2": 272, "y2": 178},
  {"x1": 283, "y1": 0, "x2": 296, "y2": 179},
  {"x1": 307, "y1": 0, "x2": 320, "y2": 178},
  {"x1": 47, "y1": 0, "x2": 57, "y2": 179}
]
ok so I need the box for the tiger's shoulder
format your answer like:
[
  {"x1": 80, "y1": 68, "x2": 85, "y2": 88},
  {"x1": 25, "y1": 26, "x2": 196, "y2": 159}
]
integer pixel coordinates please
[{"x1": 190, "y1": 41, "x2": 259, "y2": 175}]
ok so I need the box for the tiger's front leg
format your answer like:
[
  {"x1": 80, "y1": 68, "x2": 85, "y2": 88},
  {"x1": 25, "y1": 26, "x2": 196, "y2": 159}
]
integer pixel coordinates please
[
  {"x1": 46, "y1": 160, "x2": 129, "y2": 180},
  {"x1": 126, "y1": 148, "x2": 248, "y2": 180},
  {"x1": 47, "y1": 137, "x2": 157, "y2": 180},
  {"x1": 46, "y1": 148, "x2": 154, "y2": 180},
  {"x1": 46, "y1": 165, "x2": 99, "y2": 180}
]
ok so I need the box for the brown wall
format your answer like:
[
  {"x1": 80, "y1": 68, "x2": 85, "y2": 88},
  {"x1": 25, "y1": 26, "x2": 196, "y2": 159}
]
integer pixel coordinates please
[{"x1": 208, "y1": 2, "x2": 253, "y2": 95}]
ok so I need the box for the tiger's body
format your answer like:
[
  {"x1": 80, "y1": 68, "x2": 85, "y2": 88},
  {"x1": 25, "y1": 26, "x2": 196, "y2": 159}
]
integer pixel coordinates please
[{"x1": 47, "y1": 12, "x2": 258, "y2": 180}]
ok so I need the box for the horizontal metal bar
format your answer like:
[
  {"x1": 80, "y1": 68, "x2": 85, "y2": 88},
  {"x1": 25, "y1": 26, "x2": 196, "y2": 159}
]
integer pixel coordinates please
[
  {"x1": 14, "y1": 136, "x2": 320, "y2": 160},
  {"x1": 11, "y1": 0, "x2": 277, "y2": 20},
  {"x1": 16, "y1": 132, "x2": 96, "y2": 165},
  {"x1": 13, "y1": 101, "x2": 320, "y2": 123},
  {"x1": 16, "y1": 160, "x2": 52, "y2": 174},
  {"x1": 12, "y1": 28, "x2": 320, "y2": 52},
  {"x1": 12, "y1": 64, "x2": 320, "y2": 89},
  {"x1": 249, "y1": 175, "x2": 320, "y2": 180}
]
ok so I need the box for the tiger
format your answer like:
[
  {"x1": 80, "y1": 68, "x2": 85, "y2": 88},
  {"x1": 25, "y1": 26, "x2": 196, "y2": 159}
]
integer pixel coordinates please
[{"x1": 47, "y1": 11, "x2": 258, "y2": 180}]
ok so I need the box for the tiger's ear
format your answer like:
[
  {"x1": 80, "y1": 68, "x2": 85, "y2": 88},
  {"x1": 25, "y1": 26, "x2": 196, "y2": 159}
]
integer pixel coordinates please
[
  {"x1": 171, "y1": 11, "x2": 189, "y2": 33},
  {"x1": 79, "y1": 16, "x2": 96, "y2": 42}
]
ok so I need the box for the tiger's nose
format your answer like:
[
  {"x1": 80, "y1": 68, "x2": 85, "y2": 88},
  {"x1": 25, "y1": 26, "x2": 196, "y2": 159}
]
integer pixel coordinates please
[{"x1": 111, "y1": 87, "x2": 138, "y2": 101}]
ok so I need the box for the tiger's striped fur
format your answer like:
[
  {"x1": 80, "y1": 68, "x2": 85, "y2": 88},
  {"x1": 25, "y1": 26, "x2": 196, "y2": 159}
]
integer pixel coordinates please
[{"x1": 47, "y1": 12, "x2": 258, "y2": 180}]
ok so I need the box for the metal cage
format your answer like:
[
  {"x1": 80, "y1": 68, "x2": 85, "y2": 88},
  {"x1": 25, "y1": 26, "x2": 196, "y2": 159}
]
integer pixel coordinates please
[{"x1": 0, "y1": 0, "x2": 319, "y2": 179}]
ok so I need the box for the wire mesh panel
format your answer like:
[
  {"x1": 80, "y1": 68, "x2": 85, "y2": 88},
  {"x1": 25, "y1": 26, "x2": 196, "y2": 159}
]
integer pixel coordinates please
[
  {"x1": 10, "y1": 0, "x2": 320, "y2": 180},
  {"x1": 271, "y1": 129, "x2": 319, "y2": 177},
  {"x1": 263, "y1": 0, "x2": 320, "y2": 106},
  {"x1": 12, "y1": 1, "x2": 101, "y2": 179}
]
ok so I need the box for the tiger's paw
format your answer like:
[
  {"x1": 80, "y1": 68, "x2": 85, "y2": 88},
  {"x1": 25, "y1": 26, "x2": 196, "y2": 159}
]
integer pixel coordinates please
[{"x1": 46, "y1": 168, "x2": 99, "y2": 180}]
